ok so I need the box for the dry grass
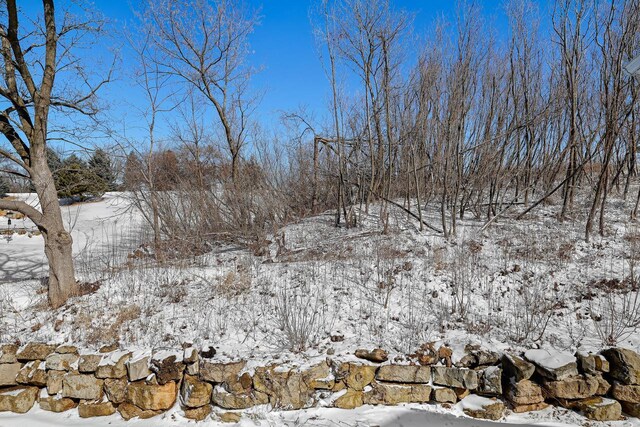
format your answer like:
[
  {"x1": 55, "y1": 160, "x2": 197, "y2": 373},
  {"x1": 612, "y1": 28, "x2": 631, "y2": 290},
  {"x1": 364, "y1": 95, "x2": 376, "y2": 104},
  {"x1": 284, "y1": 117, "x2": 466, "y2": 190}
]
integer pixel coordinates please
[{"x1": 84, "y1": 304, "x2": 142, "y2": 346}]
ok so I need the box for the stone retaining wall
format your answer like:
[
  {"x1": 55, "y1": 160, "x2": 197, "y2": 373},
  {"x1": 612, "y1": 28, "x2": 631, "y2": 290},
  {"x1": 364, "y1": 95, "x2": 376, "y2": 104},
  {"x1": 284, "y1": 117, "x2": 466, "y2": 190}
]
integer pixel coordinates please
[{"x1": 0, "y1": 342, "x2": 639, "y2": 423}]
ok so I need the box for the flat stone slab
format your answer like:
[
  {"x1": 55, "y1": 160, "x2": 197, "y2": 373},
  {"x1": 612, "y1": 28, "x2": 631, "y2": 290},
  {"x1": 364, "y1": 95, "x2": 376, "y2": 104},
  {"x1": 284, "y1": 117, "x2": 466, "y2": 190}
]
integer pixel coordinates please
[
  {"x1": 0, "y1": 363, "x2": 21, "y2": 387},
  {"x1": 376, "y1": 365, "x2": 431, "y2": 383},
  {"x1": 524, "y1": 349, "x2": 578, "y2": 381},
  {"x1": 62, "y1": 374, "x2": 104, "y2": 400},
  {"x1": 432, "y1": 366, "x2": 478, "y2": 389}
]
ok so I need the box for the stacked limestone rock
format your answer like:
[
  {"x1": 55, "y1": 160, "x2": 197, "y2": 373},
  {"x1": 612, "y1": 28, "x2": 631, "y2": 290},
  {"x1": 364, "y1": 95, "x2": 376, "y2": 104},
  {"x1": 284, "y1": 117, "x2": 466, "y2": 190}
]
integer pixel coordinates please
[
  {"x1": 605, "y1": 348, "x2": 640, "y2": 418},
  {"x1": 0, "y1": 341, "x2": 639, "y2": 423}
]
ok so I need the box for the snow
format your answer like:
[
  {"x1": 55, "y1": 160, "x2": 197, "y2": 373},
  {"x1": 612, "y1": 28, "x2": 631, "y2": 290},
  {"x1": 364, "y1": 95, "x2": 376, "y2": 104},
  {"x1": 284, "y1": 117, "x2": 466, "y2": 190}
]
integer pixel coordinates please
[
  {"x1": 98, "y1": 350, "x2": 130, "y2": 366},
  {"x1": 152, "y1": 348, "x2": 183, "y2": 362},
  {"x1": 595, "y1": 398, "x2": 618, "y2": 407},
  {"x1": 0, "y1": 388, "x2": 27, "y2": 397},
  {"x1": 459, "y1": 394, "x2": 498, "y2": 411},
  {"x1": 183, "y1": 347, "x2": 196, "y2": 359},
  {"x1": 523, "y1": 349, "x2": 576, "y2": 370},
  {"x1": 0, "y1": 403, "x2": 630, "y2": 426},
  {"x1": 3, "y1": 192, "x2": 640, "y2": 425},
  {"x1": 128, "y1": 349, "x2": 150, "y2": 364},
  {"x1": 4, "y1": 192, "x2": 640, "y2": 358}
]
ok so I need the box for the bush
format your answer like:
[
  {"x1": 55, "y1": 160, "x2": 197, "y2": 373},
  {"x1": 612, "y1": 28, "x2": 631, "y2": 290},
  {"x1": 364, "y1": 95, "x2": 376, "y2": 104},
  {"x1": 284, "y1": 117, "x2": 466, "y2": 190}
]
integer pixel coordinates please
[{"x1": 56, "y1": 154, "x2": 107, "y2": 200}]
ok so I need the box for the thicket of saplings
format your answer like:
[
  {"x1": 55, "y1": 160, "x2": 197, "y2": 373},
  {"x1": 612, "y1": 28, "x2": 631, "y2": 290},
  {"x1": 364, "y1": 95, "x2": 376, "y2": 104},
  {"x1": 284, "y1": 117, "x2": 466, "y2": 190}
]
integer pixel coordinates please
[
  {"x1": 117, "y1": 0, "x2": 640, "y2": 259},
  {"x1": 1, "y1": 0, "x2": 640, "y2": 326}
]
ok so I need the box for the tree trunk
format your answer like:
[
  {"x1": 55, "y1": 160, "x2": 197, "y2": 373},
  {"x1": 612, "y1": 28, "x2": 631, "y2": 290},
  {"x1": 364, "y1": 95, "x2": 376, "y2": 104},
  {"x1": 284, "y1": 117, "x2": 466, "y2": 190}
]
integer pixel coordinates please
[
  {"x1": 43, "y1": 228, "x2": 76, "y2": 308},
  {"x1": 31, "y1": 146, "x2": 77, "y2": 308}
]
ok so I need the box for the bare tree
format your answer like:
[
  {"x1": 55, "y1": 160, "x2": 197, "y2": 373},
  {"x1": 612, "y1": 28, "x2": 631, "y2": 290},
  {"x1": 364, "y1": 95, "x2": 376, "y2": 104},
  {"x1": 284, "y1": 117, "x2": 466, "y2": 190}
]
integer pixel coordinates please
[
  {"x1": 0, "y1": 0, "x2": 110, "y2": 307},
  {"x1": 585, "y1": 0, "x2": 640, "y2": 241},
  {"x1": 139, "y1": 0, "x2": 259, "y2": 184}
]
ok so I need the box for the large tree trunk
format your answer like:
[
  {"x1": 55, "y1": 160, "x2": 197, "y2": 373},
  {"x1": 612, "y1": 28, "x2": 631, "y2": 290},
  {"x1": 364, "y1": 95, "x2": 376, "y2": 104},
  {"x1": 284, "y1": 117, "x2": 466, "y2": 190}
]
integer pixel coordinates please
[
  {"x1": 42, "y1": 227, "x2": 76, "y2": 308},
  {"x1": 30, "y1": 142, "x2": 77, "y2": 308}
]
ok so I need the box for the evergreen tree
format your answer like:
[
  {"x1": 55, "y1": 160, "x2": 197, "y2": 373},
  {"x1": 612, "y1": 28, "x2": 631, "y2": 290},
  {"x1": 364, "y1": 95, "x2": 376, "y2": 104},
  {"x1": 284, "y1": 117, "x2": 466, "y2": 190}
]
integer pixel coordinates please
[
  {"x1": 88, "y1": 148, "x2": 116, "y2": 191},
  {"x1": 57, "y1": 154, "x2": 107, "y2": 200}
]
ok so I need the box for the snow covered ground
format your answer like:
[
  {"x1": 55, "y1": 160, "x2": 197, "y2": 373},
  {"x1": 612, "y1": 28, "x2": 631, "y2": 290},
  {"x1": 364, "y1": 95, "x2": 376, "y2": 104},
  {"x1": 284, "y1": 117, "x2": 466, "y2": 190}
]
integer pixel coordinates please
[
  {"x1": 1, "y1": 192, "x2": 640, "y2": 426},
  {"x1": 0, "y1": 401, "x2": 631, "y2": 427}
]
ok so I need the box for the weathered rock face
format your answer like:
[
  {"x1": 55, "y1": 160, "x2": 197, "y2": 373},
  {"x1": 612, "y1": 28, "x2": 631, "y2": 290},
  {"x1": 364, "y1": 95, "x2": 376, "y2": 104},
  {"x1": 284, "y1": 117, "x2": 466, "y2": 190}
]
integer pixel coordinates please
[
  {"x1": 595, "y1": 355, "x2": 610, "y2": 373},
  {"x1": 524, "y1": 349, "x2": 578, "y2": 381},
  {"x1": 78, "y1": 354, "x2": 102, "y2": 373},
  {"x1": 0, "y1": 387, "x2": 38, "y2": 413},
  {"x1": 611, "y1": 382, "x2": 640, "y2": 403},
  {"x1": 593, "y1": 374, "x2": 611, "y2": 396},
  {"x1": 181, "y1": 375, "x2": 213, "y2": 408},
  {"x1": 186, "y1": 360, "x2": 200, "y2": 376},
  {"x1": 253, "y1": 366, "x2": 313, "y2": 409},
  {"x1": 62, "y1": 374, "x2": 104, "y2": 400},
  {"x1": 505, "y1": 380, "x2": 544, "y2": 405},
  {"x1": 602, "y1": 348, "x2": 640, "y2": 385},
  {"x1": 39, "y1": 396, "x2": 77, "y2": 413},
  {"x1": 183, "y1": 347, "x2": 198, "y2": 365},
  {"x1": 0, "y1": 344, "x2": 18, "y2": 363},
  {"x1": 460, "y1": 346, "x2": 500, "y2": 368},
  {"x1": 218, "y1": 411, "x2": 242, "y2": 423},
  {"x1": 542, "y1": 375, "x2": 599, "y2": 399},
  {"x1": 438, "y1": 346, "x2": 453, "y2": 367},
  {"x1": 47, "y1": 370, "x2": 65, "y2": 394},
  {"x1": 335, "y1": 363, "x2": 377, "y2": 392},
  {"x1": 477, "y1": 366, "x2": 502, "y2": 396},
  {"x1": 16, "y1": 343, "x2": 55, "y2": 362},
  {"x1": 211, "y1": 387, "x2": 267, "y2": 409},
  {"x1": 16, "y1": 361, "x2": 47, "y2": 387},
  {"x1": 78, "y1": 401, "x2": 116, "y2": 418},
  {"x1": 303, "y1": 362, "x2": 334, "y2": 390},
  {"x1": 510, "y1": 402, "x2": 549, "y2": 413},
  {"x1": 0, "y1": 363, "x2": 21, "y2": 386},
  {"x1": 502, "y1": 354, "x2": 535, "y2": 382},
  {"x1": 455, "y1": 387, "x2": 471, "y2": 400},
  {"x1": 354, "y1": 348, "x2": 388, "y2": 363},
  {"x1": 431, "y1": 366, "x2": 478, "y2": 389},
  {"x1": 621, "y1": 401, "x2": 640, "y2": 417},
  {"x1": 126, "y1": 356, "x2": 151, "y2": 382},
  {"x1": 184, "y1": 404, "x2": 211, "y2": 421},
  {"x1": 433, "y1": 387, "x2": 457, "y2": 403},
  {"x1": 1, "y1": 343, "x2": 639, "y2": 422},
  {"x1": 126, "y1": 381, "x2": 177, "y2": 411},
  {"x1": 225, "y1": 372, "x2": 252, "y2": 395},
  {"x1": 54, "y1": 345, "x2": 78, "y2": 355},
  {"x1": 376, "y1": 365, "x2": 431, "y2": 383},
  {"x1": 117, "y1": 402, "x2": 162, "y2": 420},
  {"x1": 104, "y1": 378, "x2": 128, "y2": 404},
  {"x1": 576, "y1": 353, "x2": 598, "y2": 375},
  {"x1": 460, "y1": 395, "x2": 504, "y2": 421},
  {"x1": 95, "y1": 351, "x2": 131, "y2": 379},
  {"x1": 334, "y1": 389, "x2": 363, "y2": 409},
  {"x1": 45, "y1": 353, "x2": 78, "y2": 371},
  {"x1": 151, "y1": 353, "x2": 185, "y2": 385},
  {"x1": 200, "y1": 360, "x2": 246, "y2": 384},
  {"x1": 475, "y1": 350, "x2": 500, "y2": 367},
  {"x1": 364, "y1": 382, "x2": 431, "y2": 405},
  {"x1": 572, "y1": 397, "x2": 621, "y2": 421}
]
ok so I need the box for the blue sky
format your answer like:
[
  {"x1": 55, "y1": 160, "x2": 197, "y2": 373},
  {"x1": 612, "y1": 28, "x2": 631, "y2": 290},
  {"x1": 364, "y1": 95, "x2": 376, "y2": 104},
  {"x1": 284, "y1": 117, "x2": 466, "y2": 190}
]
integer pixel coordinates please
[
  {"x1": 20, "y1": 0, "x2": 543, "y2": 148},
  {"x1": 91, "y1": 1, "x2": 517, "y2": 136}
]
